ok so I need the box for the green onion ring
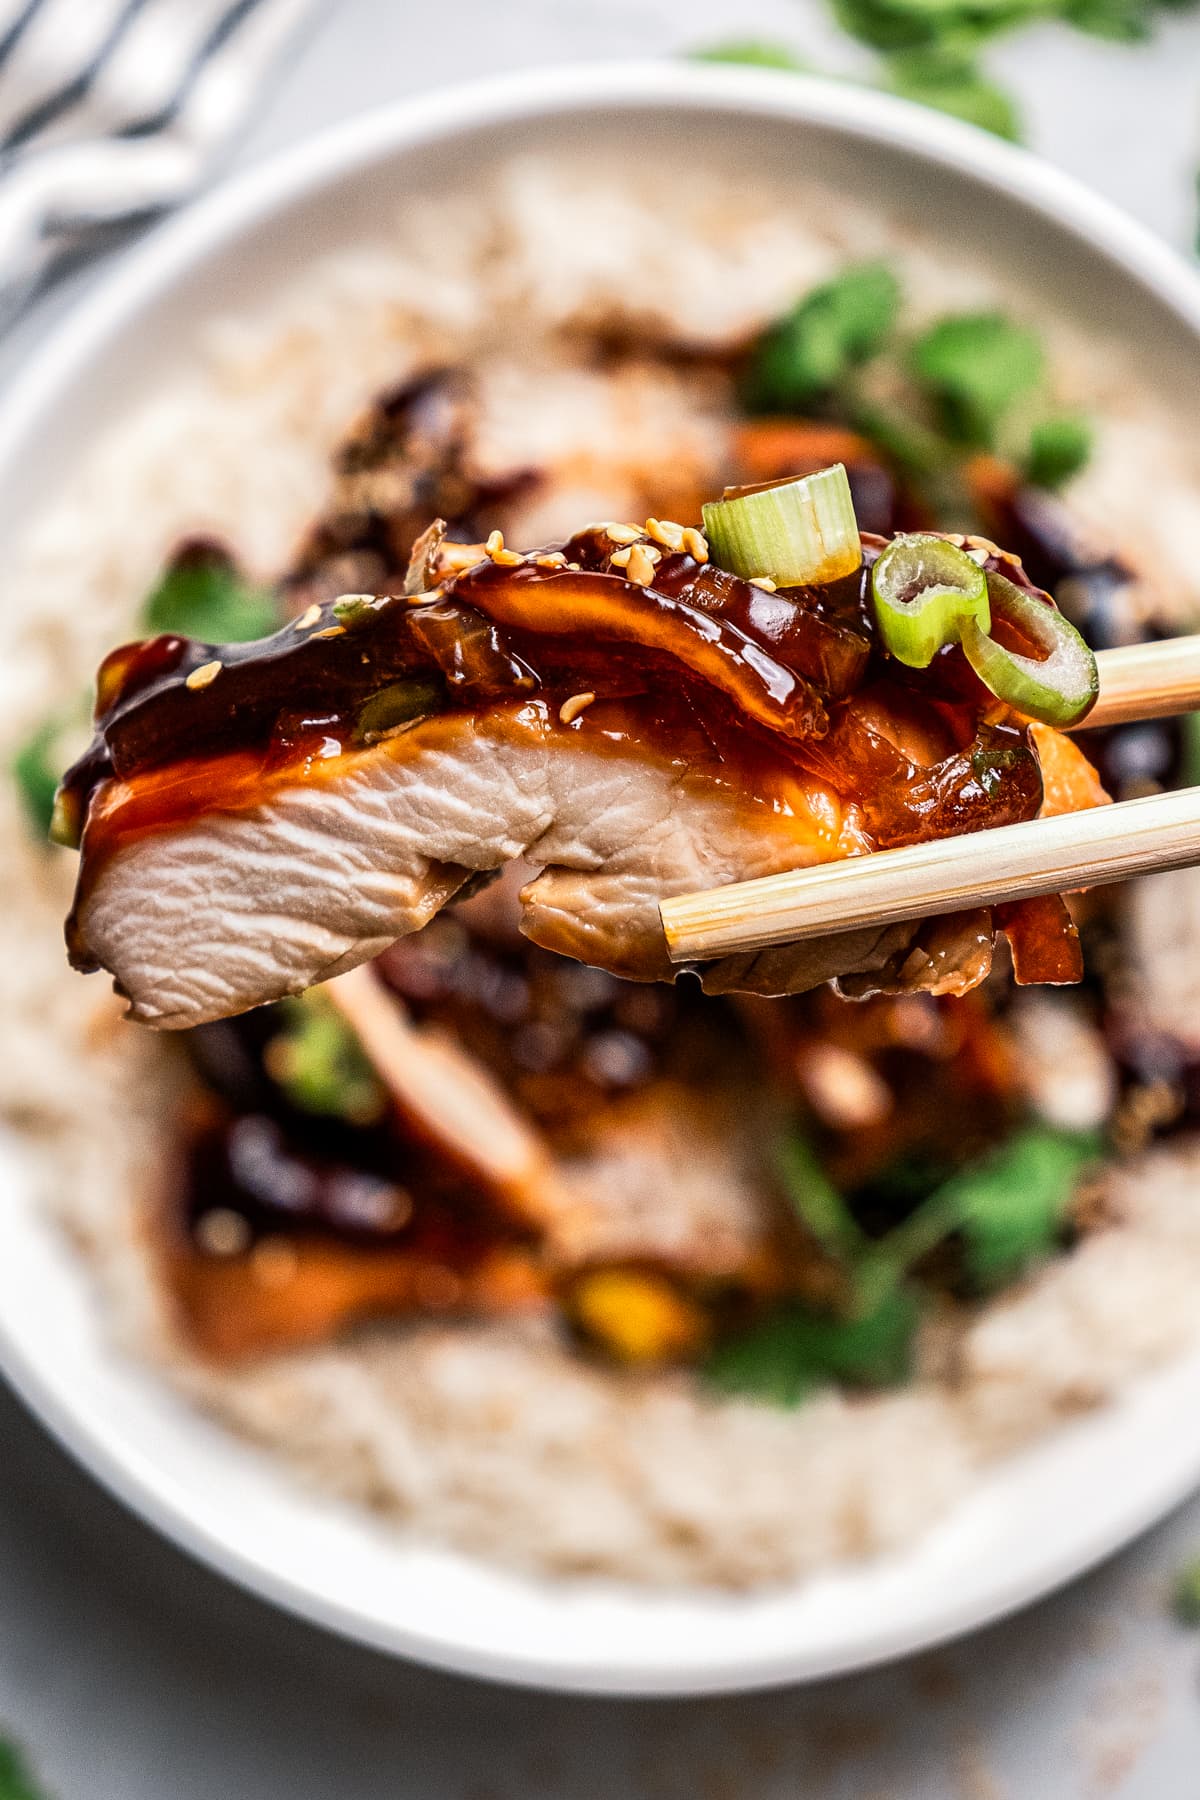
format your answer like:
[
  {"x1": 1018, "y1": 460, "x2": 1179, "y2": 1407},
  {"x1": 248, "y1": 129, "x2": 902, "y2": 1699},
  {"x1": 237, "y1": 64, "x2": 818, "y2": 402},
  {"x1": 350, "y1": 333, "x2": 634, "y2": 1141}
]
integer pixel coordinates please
[
  {"x1": 702, "y1": 464, "x2": 862, "y2": 587},
  {"x1": 960, "y1": 571, "x2": 1098, "y2": 728},
  {"x1": 870, "y1": 534, "x2": 990, "y2": 669}
]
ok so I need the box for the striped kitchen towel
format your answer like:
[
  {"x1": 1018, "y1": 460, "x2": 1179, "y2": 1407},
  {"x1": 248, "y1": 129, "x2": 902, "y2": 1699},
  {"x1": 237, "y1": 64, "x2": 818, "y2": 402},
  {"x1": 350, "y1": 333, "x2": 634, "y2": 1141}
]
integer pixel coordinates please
[{"x1": 0, "y1": 0, "x2": 318, "y2": 329}]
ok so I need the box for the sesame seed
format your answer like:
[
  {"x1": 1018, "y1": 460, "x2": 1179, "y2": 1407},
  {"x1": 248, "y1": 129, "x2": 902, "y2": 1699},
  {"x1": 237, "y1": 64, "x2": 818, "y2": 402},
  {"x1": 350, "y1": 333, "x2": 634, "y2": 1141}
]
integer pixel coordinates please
[
  {"x1": 566, "y1": 561, "x2": 581, "y2": 572},
  {"x1": 312, "y1": 624, "x2": 345, "y2": 640},
  {"x1": 438, "y1": 542, "x2": 487, "y2": 576},
  {"x1": 604, "y1": 522, "x2": 642, "y2": 545},
  {"x1": 749, "y1": 576, "x2": 777, "y2": 592},
  {"x1": 294, "y1": 603, "x2": 323, "y2": 630},
  {"x1": 185, "y1": 660, "x2": 222, "y2": 691},
  {"x1": 559, "y1": 691, "x2": 597, "y2": 725},
  {"x1": 682, "y1": 527, "x2": 709, "y2": 564},
  {"x1": 485, "y1": 529, "x2": 505, "y2": 557},
  {"x1": 645, "y1": 518, "x2": 686, "y2": 551},
  {"x1": 609, "y1": 546, "x2": 633, "y2": 569},
  {"x1": 535, "y1": 552, "x2": 568, "y2": 569},
  {"x1": 491, "y1": 547, "x2": 523, "y2": 567},
  {"x1": 625, "y1": 543, "x2": 657, "y2": 586}
]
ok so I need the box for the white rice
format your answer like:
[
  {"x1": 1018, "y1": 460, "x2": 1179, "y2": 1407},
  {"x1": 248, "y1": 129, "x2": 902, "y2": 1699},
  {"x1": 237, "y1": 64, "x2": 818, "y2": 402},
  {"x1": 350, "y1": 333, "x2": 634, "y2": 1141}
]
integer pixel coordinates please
[{"x1": 5, "y1": 157, "x2": 1200, "y2": 1587}]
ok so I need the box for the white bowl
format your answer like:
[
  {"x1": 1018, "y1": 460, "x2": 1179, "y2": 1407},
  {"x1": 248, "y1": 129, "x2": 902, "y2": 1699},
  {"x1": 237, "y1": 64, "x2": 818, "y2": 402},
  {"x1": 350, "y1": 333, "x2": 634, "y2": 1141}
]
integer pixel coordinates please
[{"x1": 4, "y1": 62, "x2": 1200, "y2": 1697}]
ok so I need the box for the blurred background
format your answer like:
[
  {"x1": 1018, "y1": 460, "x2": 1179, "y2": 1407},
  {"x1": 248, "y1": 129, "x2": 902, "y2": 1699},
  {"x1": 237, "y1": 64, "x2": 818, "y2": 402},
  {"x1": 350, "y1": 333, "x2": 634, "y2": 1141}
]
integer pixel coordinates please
[{"x1": 3, "y1": 1, "x2": 1200, "y2": 1797}]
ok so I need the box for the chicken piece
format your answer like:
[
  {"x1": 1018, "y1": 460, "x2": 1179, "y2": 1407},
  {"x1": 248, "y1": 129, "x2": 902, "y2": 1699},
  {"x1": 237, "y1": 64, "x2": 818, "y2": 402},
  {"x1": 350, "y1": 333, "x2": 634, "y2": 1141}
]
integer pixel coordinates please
[
  {"x1": 60, "y1": 522, "x2": 1097, "y2": 1028},
  {"x1": 166, "y1": 1221, "x2": 548, "y2": 1360},
  {"x1": 324, "y1": 965, "x2": 570, "y2": 1230}
]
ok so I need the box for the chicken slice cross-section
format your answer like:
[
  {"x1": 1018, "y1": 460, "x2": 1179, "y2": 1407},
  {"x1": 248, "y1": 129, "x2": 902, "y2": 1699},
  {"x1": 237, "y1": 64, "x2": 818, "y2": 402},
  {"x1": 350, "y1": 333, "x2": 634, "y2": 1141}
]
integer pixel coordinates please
[{"x1": 59, "y1": 521, "x2": 1102, "y2": 1028}]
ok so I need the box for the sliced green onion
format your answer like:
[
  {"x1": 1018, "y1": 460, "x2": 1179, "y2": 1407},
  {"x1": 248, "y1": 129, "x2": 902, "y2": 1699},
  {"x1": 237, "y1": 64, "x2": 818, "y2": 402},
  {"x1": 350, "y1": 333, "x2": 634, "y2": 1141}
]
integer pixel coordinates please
[
  {"x1": 701, "y1": 464, "x2": 862, "y2": 587},
  {"x1": 354, "y1": 678, "x2": 442, "y2": 743},
  {"x1": 870, "y1": 533, "x2": 990, "y2": 668},
  {"x1": 961, "y1": 571, "x2": 1098, "y2": 727}
]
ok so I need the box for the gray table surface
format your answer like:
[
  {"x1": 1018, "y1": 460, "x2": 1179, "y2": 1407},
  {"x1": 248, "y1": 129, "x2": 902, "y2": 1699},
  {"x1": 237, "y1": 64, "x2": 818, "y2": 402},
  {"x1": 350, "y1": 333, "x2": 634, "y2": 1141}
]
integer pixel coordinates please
[{"x1": 4, "y1": 4, "x2": 1200, "y2": 1795}]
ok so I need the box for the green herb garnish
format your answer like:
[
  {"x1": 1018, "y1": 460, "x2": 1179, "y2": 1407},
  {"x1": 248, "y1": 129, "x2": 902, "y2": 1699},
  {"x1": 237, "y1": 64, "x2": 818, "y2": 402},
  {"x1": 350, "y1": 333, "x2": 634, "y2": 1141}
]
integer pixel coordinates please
[
  {"x1": 910, "y1": 311, "x2": 1044, "y2": 448},
  {"x1": 1173, "y1": 1556, "x2": 1200, "y2": 1626},
  {"x1": 707, "y1": 1286, "x2": 920, "y2": 1406},
  {"x1": 0, "y1": 1738, "x2": 49, "y2": 1800},
  {"x1": 691, "y1": 39, "x2": 811, "y2": 68},
  {"x1": 830, "y1": 0, "x2": 1188, "y2": 55},
  {"x1": 269, "y1": 994, "x2": 386, "y2": 1125},
  {"x1": 776, "y1": 1131, "x2": 867, "y2": 1263},
  {"x1": 712, "y1": 1123, "x2": 1097, "y2": 1406},
  {"x1": 11, "y1": 718, "x2": 68, "y2": 841},
  {"x1": 946, "y1": 1125, "x2": 1101, "y2": 1290},
  {"x1": 1025, "y1": 414, "x2": 1092, "y2": 490},
  {"x1": 884, "y1": 49, "x2": 1022, "y2": 140},
  {"x1": 142, "y1": 548, "x2": 279, "y2": 643},
  {"x1": 741, "y1": 261, "x2": 902, "y2": 413}
]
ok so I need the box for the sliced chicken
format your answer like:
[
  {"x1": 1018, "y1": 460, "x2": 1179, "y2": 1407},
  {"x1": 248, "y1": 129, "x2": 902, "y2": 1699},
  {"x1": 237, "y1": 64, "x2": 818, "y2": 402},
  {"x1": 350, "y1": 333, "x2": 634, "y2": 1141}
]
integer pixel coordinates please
[{"x1": 60, "y1": 522, "x2": 1100, "y2": 1028}]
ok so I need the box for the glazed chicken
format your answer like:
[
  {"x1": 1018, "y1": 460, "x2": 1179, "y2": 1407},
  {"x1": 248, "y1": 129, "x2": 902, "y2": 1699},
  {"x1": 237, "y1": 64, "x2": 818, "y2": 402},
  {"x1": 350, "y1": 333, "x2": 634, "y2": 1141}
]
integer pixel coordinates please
[{"x1": 59, "y1": 503, "x2": 1105, "y2": 1030}]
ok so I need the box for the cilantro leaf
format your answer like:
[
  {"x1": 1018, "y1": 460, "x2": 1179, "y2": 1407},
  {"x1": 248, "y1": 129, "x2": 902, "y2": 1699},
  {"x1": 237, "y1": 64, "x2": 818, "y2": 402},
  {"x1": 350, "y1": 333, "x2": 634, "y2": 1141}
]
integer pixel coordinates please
[
  {"x1": 831, "y1": 0, "x2": 1049, "y2": 54},
  {"x1": 0, "y1": 1739, "x2": 49, "y2": 1800},
  {"x1": 1025, "y1": 414, "x2": 1092, "y2": 489},
  {"x1": 854, "y1": 1126, "x2": 1098, "y2": 1302},
  {"x1": 691, "y1": 39, "x2": 810, "y2": 69},
  {"x1": 741, "y1": 261, "x2": 902, "y2": 413},
  {"x1": 885, "y1": 50, "x2": 1022, "y2": 139},
  {"x1": 142, "y1": 545, "x2": 279, "y2": 643},
  {"x1": 707, "y1": 1287, "x2": 920, "y2": 1406},
  {"x1": 932, "y1": 1126, "x2": 1100, "y2": 1291},
  {"x1": 910, "y1": 311, "x2": 1044, "y2": 447},
  {"x1": 1063, "y1": 0, "x2": 1159, "y2": 38}
]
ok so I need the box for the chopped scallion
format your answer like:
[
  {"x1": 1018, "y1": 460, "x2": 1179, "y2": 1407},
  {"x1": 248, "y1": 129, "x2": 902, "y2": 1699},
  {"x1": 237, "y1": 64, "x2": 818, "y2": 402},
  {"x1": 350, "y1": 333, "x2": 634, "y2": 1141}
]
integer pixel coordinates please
[
  {"x1": 961, "y1": 571, "x2": 1099, "y2": 726},
  {"x1": 702, "y1": 465, "x2": 862, "y2": 587},
  {"x1": 870, "y1": 532, "x2": 990, "y2": 667},
  {"x1": 354, "y1": 678, "x2": 443, "y2": 743}
]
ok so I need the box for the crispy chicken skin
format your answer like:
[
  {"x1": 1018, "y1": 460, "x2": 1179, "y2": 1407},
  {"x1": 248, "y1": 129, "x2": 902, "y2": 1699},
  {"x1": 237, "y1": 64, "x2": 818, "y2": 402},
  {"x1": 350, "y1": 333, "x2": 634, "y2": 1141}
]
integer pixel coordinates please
[{"x1": 60, "y1": 522, "x2": 1103, "y2": 1028}]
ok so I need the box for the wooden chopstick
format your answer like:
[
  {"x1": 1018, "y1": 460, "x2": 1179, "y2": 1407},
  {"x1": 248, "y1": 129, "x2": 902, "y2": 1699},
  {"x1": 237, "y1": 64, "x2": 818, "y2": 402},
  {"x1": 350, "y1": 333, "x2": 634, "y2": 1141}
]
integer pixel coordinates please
[
  {"x1": 1076, "y1": 636, "x2": 1200, "y2": 732},
  {"x1": 661, "y1": 786, "x2": 1200, "y2": 961},
  {"x1": 660, "y1": 634, "x2": 1200, "y2": 964}
]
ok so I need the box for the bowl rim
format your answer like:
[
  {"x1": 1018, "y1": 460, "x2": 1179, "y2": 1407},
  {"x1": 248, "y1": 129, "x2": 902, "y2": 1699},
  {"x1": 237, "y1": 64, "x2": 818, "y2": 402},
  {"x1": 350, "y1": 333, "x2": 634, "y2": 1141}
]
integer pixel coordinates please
[
  {"x1": 1, "y1": 58, "x2": 1199, "y2": 485},
  {"x1": 5, "y1": 59, "x2": 1200, "y2": 1697}
]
